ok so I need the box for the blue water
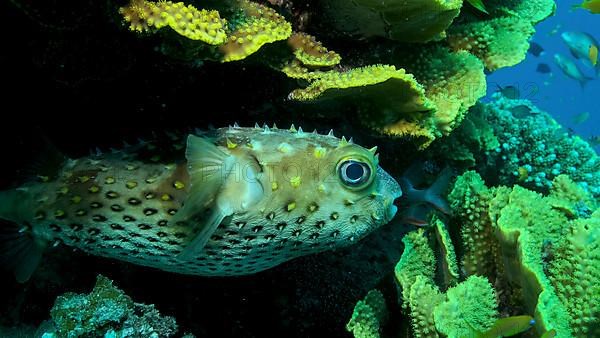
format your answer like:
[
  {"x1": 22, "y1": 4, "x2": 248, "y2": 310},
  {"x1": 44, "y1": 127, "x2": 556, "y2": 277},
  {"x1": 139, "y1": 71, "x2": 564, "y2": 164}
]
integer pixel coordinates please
[{"x1": 486, "y1": 0, "x2": 600, "y2": 151}]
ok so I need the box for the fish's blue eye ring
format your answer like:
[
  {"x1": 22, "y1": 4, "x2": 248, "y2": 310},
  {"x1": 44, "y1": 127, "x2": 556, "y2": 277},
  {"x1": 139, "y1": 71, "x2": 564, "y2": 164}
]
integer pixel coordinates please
[{"x1": 338, "y1": 159, "x2": 373, "y2": 189}]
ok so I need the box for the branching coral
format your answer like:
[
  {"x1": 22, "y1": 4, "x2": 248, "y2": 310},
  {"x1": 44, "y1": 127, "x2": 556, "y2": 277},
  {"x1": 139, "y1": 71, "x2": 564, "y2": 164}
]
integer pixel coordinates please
[
  {"x1": 447, "y1": 171, "x2": 599, "y2": 337},
  {"x1": 346, "y1": 289, "x2": 388, "y2": 338},
  {"x1": 438, "y1": 94, "x2": 600, "y2": 199}
]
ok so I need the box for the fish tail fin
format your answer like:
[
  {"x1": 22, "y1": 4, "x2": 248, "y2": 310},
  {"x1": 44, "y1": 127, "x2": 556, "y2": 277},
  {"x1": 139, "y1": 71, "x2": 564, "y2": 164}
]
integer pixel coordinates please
[
  {"x1": 423, "y1": 167, "x2": 454, "y2": 215},
  {"x1": 0, "y1": 189, "x2": 46, "y2": 283}
]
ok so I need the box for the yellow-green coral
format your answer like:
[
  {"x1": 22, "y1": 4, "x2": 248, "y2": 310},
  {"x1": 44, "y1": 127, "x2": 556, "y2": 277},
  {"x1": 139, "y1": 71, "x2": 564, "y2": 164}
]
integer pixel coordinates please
[
  {"x1": 287, "y1": 32, "x2": 341, "y2": 67},
  {"x1": 219, "y1": 1, "x2": 292, "y2": 62},
  {"x1": 119, "y1": 0, "x2": 227, "y2": 44},
  {"x1": 433, "y1": 275, "x2": 498, "y2": 338},
  {"x1": 447, "y1": 171, "x2": 600, "y2": 337},
  {"x1": 346, "y1": 290, "x2": 388, "y2": 338},
  {"x1": 447, "y1": 0, "x2": 556, "y2": 71}
]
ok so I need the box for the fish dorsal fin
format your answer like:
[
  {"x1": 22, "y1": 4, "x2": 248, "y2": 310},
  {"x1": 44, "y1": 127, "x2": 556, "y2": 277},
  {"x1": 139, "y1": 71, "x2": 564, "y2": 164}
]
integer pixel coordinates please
[{"x1": 174, "y1": 135, "x2": 235, "y2": 261}]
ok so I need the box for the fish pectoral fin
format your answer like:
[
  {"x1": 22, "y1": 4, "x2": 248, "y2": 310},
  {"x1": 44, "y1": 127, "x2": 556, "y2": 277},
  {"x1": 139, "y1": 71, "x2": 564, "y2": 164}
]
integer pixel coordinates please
[
  {"x1": 176, "y1": 208, "x2": 227, "y2": 261},
  {"x1": 172, "y1": 134, "x2": 235, "y2": 223},
  {"x1": 0, "y1": 218, "x2": 46, "y2": 283}
]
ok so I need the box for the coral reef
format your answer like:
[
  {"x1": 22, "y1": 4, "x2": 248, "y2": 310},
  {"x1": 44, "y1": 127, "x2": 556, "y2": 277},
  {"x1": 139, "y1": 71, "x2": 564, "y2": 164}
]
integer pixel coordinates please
[
  {"x1": 346, "y1": 290, "x2": 388, "y2": 338},
  {"x1": 117, "y1": 0, "x2": 556, "y2": 149},
  {"x1": 40, "y1": 275, "x2": 179, "y2": 337},
  {"x1": 435, "y1": 93, "x2": 600, "y2": 199}
]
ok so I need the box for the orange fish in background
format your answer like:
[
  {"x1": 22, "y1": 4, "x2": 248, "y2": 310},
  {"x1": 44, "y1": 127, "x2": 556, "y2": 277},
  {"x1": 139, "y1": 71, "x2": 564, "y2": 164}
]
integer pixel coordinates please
[{"x1": 573, "y1": 0, "x2": 600, "y2": 14}]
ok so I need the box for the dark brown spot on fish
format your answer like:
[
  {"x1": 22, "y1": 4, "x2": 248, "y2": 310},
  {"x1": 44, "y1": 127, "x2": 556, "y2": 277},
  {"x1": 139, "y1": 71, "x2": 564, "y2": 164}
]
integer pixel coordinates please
[
  {"x1": 170, "y1": 250, "x2": 181, "y2": 255},
  {"x1": 88, "y1": 228, "x2": 101, "y2": 236},
  {"x1": 117, "y1": 236, "x2": 130, "y2": 243},
  {"x1": 69, "y1": 223, "x2": 83, "y2": 231},
  {"x1": 211, "y1": 234, "x2": 223, "y2": 241},
  {"x1": 92, "y1": 215, "x2": 107, "y2": 222},
  {"x1": 266, "y1": 212, "x2": 276, "y2": 221},
  {"x1": 276, "y1": 222, "x2": 287, "y2": 230},
  {"x1": 331, "y1": 230, "x2": 340, "y2": 237},
  {"x1": 229, "y1": 239, "x2": 241, "y2": 245},
  {"x1": 174, "y1": 232, "x2": 187, "y2": 239},
  {"x1": 147, "y1": 237, "x2": 158, "y2": 243},
  {"x1": 330, "y1": 212, "x2": 339, "y2": 220},
  {"x1": 166, "y1": 240, "x2": 180, "y2": 245},
  {"x1": 128, "y1": 198, "x2": 141, "y2": 205},
  {"x1": 110, "y1": 224, "x2": 125, "y2": 230},
  {"x1": 129, "y1": 232, "x2": 141, "y2": 238},
  {"x1": 309, "y1": 233, "x2": 320, "y2": 239},
  {"x1": 293, "y1": 241, "x2": 302, "y2": 247},
  {"x1": 296, "y1": 216, "x2": 306, "y2": 224},
  {"x1": 158, "y1": 220, "x2": 168, "y2": 227},
  {"x1": 76, "y1": 209, "x2": 87, "y2": 217},
  {"x1": 90, "y1": 202, "x2": 103, "y2": 209},
  {"x1": 315, "y1": 220, "x2": 325, "y2": 229},
  {"x1": 105, "y1": 191, "x2": 119, "y2": 199},
  {"x1": 168, "y1": 208, "x2": 178, "y2": 215},
  {"x1": 123, "y1": 215, "x2": 136, "y2": 222},
  {"x1": 67, "y1": 235, "x2": 80, "y2": 243},
  {"x1": 35, "y1": 211, "x2": 46, "y2": 220},
  {"x1": 225, "y1": 230, "x2": 238, "y2": 236},
  {"x1": 134, "y1": 243, "x2": 147, "y2": 249},
  {"x1": 144, "y1": 208, "x2": 158, "y2": 216},
  {"x1": 145, "y1": 192, "x2": 155, "y2": 199},
  {"x1": 157, "y1": 231, "x2": 168, "y2": 237},
  {"x1": 252, "y1": 226, "x2": 263, "y2": 233},
  {"x1": 49, "y1": 224, "x2": 61, "y2": 232},
  {"x1": 138, "y1": 223, "x2": 152, "y2": 230},
  {"x1": 84, "y1": 238, "x2": 97, "y2": 244},
  {"x1": 350, "y1": 215, "x2": 358, "y2": 223},
  {"x1": 101, "y1": 235, "x2": 112, "y2": 241},
  {"x1": 111, "y1": 204, "x2": 124, "y2": 212},
  {"x1": 265, "y1": 234, "x2": 276, "y2": 240},
  {"x1": 235, "y1": 222, "x2": 246, "y2": 229},
  {"x1": 307, "y1": 203, "x2": 319, "y2": 213},
  {"x1": 292, "y1": 229, "x2": 302, "y2": 237}
]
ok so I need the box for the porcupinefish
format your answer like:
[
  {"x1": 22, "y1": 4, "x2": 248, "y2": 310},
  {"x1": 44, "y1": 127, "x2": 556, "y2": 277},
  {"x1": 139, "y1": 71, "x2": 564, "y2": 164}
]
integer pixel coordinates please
[{"x1": 0, "y1": 125, "x2": 401, "y2": 281}]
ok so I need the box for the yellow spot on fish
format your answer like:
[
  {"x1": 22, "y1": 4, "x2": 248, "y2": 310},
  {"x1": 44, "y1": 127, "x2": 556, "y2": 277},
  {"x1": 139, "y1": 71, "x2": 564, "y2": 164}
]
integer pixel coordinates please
[
  {"x1": 317, "y1": 184, "x2": 327, "y2": 193},
  {"x1": 245, "y1": 142, "x2": 253, "y2": 149},
  {"x1": 286, "y1": 202, "x2": 296, "y2": 211},
  {"x1": 226, "y1": 138, "x2": 238, "y2": 149},
  {"x1": 58, "y1": 186, "x2": 69, "y2": 195},
  {"x1": 145, "y1": 176, "x2": 158, "y2": 184},
  {"x1": 344, "y1": 199, "x2": 355, "y2": 206},
  {"x1": 271, "y1": 181, "x2": 279, "y2": 191},
  {"x1": 126, "y1": 164, "x2": 138, "y2": 171},
  {"x1": 290, "y1": 176, "x2": 301, "y2": 188},
  {"x1": 126, "y1": 181, "x2": 138, "y2": 189},
  {"x1": 105, "y1": 177, "x2": 115, "y2": 184},
  {"x1": 88, "y1": 185, "x2": 100, "y2": 193},
  {"x1": 314, "y1": 146, "x2": 326, "y2": 158},
  {"x1": 71, "y1": 195, "x2": 82, "y2": 204},
  {"x1": 308, "y1": 203, "x2": 319, "y2": 212},
  {"x1": 331, "y1": 212, "x2": 339, "y2": 220},
  {"x1": 78, "y1": 175, "x2": 90, "y2": 183},
  {"x1": 173, "y1": 181, "x2": 185, "y2": 189},
  {"x1": 518, "y1": 167, "x2": 529, "y2": 182},
  {"x1": 278, "y1": 142, "x2": 292, "y2": 153},
  {"x1": 54, "y1": 210, "x2": 65, "y2": 218},
  {"x1": 161, "y1": 193, "x2": 172, "y2": 201},
  {"x1": 590, "y1": 44, "x2": 598, "y2": 66}
]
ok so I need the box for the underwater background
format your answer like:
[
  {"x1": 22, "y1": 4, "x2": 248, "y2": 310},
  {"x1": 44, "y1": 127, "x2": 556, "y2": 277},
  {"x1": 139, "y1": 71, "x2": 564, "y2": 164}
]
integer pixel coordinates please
[{"x1": 0, "y1": 0, "x2": 599, "y2": 337}]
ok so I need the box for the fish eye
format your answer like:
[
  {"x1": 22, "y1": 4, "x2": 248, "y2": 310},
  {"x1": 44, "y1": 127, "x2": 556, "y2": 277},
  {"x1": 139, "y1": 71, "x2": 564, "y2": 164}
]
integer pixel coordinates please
[{"x1": 338, "y1": 159, "x2": 372, "y2": 188}]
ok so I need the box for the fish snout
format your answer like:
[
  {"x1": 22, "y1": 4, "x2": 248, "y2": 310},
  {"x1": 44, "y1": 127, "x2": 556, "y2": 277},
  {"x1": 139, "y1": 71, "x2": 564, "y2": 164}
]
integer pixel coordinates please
[{"x1": 377, "y1": 167, "x2": 402, "y2": 222}]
